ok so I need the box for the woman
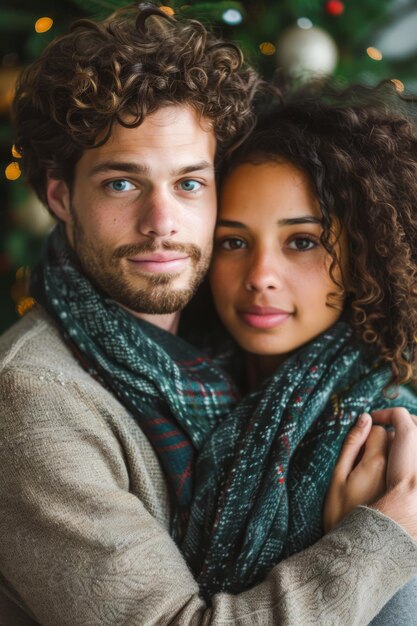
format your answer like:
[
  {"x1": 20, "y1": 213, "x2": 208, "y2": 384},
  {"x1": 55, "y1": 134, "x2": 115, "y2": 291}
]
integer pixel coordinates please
[{"x1": 179, "y1": 83, "x2": 417, "y2": 612}]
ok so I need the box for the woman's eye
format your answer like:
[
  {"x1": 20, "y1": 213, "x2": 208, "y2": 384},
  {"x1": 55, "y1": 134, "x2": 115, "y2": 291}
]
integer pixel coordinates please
[
  {"x1": 288, "y1": 237, "x2": 317, "y2": 251},
  {"x1": 178, "y1": 179, "x2": 202, "y2": 192},
  {"x1": 107, "y1": 179, "x2": 135, "y2": 192},
  {"x1": 220, "y1": 238, "x2": 247, "y2": 251}
]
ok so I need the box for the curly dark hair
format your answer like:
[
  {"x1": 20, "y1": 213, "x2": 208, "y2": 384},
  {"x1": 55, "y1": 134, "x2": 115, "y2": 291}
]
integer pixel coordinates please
[
  {"x1": 12, "y1": 4, "x2": 262, "y2": 207},
  {"x1": 223, "y1": 82, "x2": 417, "y2": 386}
]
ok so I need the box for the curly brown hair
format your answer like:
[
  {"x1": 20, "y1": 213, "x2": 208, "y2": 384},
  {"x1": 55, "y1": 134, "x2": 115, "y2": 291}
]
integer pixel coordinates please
[
  {"x1": 12, "y1": 4, "x2": 262, "y2": 207},
  {"x1": 223, "y1": 82, "x2": 417, "y2": 386}
]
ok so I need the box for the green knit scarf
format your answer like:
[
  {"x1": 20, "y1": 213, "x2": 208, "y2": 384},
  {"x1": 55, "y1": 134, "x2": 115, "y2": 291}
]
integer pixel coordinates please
[
  {"x1": 30, "y1": 226, "x2": 239, "y2": 535},
  {"x1": 182, "y1": 324, "x2": 417, "y2": 596}
]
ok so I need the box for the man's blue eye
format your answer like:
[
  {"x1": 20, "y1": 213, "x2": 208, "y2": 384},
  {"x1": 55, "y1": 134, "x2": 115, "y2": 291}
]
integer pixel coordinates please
[
  {"x1": 108, "y1": 180, "x2": 135, "y2": 192},
  {"x1": 179, "y1": 180, "x2": 201, "y2": 192}
]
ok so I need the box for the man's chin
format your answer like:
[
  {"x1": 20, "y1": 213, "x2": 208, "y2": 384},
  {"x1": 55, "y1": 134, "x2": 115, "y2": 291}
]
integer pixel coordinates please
[{"x1": 110, "y1": 279, "x2": 199, "y2": 315}]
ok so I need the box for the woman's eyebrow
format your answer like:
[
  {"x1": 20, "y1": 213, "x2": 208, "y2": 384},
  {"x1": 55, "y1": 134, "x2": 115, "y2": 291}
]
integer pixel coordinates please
[
  {"x1": 277, "y1": 216, "x2": 322, "y2": 226},
  {"x1": 216, "y1": 219, "x2": 247, "y2": 228},
  {"x1": 216, "y1": 216, "x2": 322, "y2": 228}
]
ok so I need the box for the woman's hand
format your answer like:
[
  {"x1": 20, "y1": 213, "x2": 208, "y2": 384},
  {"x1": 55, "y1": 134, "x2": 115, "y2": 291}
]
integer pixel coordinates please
[{"x1": 323, "y1": 413, "x2": 390, "y2": 533}]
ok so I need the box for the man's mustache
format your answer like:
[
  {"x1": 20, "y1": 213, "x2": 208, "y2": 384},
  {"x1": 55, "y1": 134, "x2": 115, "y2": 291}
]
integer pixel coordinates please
[{"x1": 112, "y1": 239, "x2": 202, "y2": 262}]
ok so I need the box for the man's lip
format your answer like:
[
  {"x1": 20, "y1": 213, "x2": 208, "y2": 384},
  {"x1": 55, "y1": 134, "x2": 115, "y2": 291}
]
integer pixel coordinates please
[
  {"x1": 127, "y1": 253, "x2": 189, "y2": 263},
  {"x1": 126, "y1": 253, "x2": 190, "y2": 273}
]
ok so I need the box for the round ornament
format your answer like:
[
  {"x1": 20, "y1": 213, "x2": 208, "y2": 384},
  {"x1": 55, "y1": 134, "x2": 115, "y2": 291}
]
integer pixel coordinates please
[{"x1": 276, "y1": 25, "x2": 338, "y2": 78}]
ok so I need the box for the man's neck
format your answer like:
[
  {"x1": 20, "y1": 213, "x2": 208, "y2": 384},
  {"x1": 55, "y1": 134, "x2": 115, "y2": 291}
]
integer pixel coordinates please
[{"x1": 124, "y1": 307, "x2": 181, "y2": 335}]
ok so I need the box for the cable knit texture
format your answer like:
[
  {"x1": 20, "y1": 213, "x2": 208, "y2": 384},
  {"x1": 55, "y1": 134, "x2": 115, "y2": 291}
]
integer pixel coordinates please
[{"x1": 1, "y1": 308, "x2": 417, "y2": 626}]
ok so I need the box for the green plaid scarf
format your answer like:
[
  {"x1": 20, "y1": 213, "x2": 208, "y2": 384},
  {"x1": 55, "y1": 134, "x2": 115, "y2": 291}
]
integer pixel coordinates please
[
  {"x1": 182, "y1": 325, "x2": 417, "y2": 596},
  {"x1": 31, "y1": 225, "x2": 417, "y2": 597},
  {"x1": 30, "y1": 226, "x2": 239, "y2": 534}
]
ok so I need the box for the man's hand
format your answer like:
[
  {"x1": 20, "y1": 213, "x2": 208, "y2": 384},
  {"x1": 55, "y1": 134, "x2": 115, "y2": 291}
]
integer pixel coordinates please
[
  {"x1": 370, "y1": 408, "x2": 417, "y2": 541},
  {"x1": 323, "y1": 413, "x2": 389, "y2": 532}
]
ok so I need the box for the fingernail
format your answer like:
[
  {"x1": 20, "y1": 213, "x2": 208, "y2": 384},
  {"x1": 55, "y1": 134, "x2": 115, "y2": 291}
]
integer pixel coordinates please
[{"x1": 358, "y1": 413, "x2": 370, "y2": 427}]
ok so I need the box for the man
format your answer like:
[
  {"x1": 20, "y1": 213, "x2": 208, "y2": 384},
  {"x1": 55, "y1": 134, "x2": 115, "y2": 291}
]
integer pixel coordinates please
[{"x1": 1, "y1": 6, "x2": 416, "y2": 625}]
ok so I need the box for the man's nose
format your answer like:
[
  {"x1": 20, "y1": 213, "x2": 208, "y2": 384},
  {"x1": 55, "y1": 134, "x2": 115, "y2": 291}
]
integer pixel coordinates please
[
  {"x1": 244, "y1": 250, "x2": 283, "y2": 292},
  {"x1": 138, "y1": 189, "x2": 179, "y2": 238}
]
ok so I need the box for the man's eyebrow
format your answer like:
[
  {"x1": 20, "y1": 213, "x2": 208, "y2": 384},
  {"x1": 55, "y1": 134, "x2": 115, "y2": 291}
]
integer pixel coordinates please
[
  {"x1": 88, "y1": 160, "x2": 214, "y2": 177},
  {"x1": 174, "y1": 161, "x2": 214, "y2": 176},
  {"x1": 88, "y1": 161, "x2": 150, "y2": 176}
]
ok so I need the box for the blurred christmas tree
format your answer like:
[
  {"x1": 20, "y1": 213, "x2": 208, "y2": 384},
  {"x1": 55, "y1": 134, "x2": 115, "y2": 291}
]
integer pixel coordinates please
[{"x1": 2, "y1": 0, "x2": 417, "y2": 332}]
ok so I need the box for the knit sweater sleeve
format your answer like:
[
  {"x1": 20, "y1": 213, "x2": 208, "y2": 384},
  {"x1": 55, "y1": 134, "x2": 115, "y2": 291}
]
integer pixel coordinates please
[{"x1": 1, "y1": 369, "x2": 417, "y2": 626}]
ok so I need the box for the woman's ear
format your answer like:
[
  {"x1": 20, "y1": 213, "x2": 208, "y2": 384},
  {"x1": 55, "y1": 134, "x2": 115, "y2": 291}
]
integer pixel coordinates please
[{"x1": 46, "y1": 176, "x2": 71, "y2": 223}]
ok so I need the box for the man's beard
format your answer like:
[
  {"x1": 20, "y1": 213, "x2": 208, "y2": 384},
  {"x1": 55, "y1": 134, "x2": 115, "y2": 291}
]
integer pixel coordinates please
[{"x1": 70, "y1": 207, "x2": 212, "y2": 314}]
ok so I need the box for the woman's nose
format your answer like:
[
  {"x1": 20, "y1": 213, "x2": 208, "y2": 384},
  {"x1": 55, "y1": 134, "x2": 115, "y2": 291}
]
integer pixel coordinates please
[{"x1": 244, "y1": 252, "x2": 283, "y2": 292}]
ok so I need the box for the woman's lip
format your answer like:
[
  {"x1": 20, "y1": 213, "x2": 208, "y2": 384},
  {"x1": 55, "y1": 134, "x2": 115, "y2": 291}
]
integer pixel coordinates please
[
  {"x1": 240, "y1": 305, "x2": 291, "y2": 315},
  {"x1": 238, "y1": 309, "x2": 292, "y2": 329}
]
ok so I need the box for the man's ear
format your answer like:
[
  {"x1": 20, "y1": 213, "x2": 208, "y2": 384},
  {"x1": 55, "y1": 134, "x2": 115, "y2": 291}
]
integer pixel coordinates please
[{"x1": 46, "y1": 176, "x2": 71, "y2": 222}]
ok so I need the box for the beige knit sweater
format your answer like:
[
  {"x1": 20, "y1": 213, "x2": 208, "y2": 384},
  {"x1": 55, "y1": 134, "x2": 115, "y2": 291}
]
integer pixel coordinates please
[{"x1": 1, "y1": 308, "x2": 416, "y2": 626}]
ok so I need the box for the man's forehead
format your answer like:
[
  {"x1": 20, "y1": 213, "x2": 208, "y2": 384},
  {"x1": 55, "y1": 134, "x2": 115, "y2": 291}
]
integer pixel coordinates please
[
  {"x1": 107, "y1": 104, "x2": 214, "y2": 144},
  {"x1": 78, "y1": 105, "x2": 217, "y2": 171}
]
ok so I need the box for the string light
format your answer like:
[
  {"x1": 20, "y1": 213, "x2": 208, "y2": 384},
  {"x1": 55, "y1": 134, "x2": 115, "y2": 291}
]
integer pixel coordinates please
[
  {"x1": 11, "y1": 267, "x2": 34, "y2": 316},
  {"x1": 35, "y1": 17, "x2": 53, "y2": 33},
  {"x1": 160, "y1": 6, "x2": 175, "y2": 16},
  {"x1": 222, "y1": 9, "x2": 243, "y2": 25},
  {"x1": 297, "y1": 18, "x2": 313, "y2": 29},
  {"x1": 15, "y1": 267, "x2": 30, "y2": 282},
  {"x1": 5, "y1": 162, "x2": 21, "y2": 181},
  {"x1": 325, "y1": 1, "x2": 345, "y2": 16},
  {"x1": 259, "y1": 42, "x2": 276, "y2": 56},
  {"x1": 11, "y1": 145, "x2": 22, "y2": 159},
  {"x1": 16, "y1": 297, "x2": 37, "y2": 317},
  {"x1": 391, "y1": 79, "x2": 405, "y2": 93},
  {"x1": 366, "y1": 47, "x2": 383, "y2": 61}
]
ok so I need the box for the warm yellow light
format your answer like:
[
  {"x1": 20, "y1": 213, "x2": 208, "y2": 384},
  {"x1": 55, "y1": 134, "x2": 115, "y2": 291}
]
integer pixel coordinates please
[
  {"x1": 5, "y1": 161, "x2": 21, "y2": 180},
  {"x1": 16, "y1": 297, "x2": 37, "y2": 317},
  {"x1": 391, "y1": 78, "x2": 405, "y2": 93},
  {"x1": 366, "y1": 47, "x2": 383, "y2": 61},
  {"x1": 160, "y1": 6, "x2": 175, "y2": 16},
  {"x1": 12, "y1": 144, "x2": 22, "y2": 158},
  {"x1": 259, "y1": 42, "x2": 276, "y2": 56},
  {"x1": 35, "y1": 17, "x2": 53, "y2": 33},
  {"x1": 15, "y1": 266, "x2": 30, "y2": 282}
]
